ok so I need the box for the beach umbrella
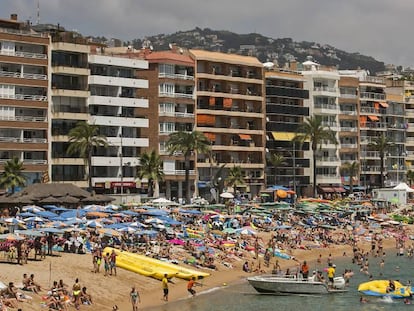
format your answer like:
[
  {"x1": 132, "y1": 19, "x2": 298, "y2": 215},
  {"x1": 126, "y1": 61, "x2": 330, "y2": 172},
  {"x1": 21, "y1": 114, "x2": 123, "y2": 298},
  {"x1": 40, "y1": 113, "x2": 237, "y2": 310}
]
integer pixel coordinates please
[
  {"x1": 83, "y1": 204, "x2": 106, "y2": 212},
  {"x1": 0, "y1": 233, "x2": 25, "y2": 241},
  {"x1": 60, "y1": 210, "x2": 86, "y2": 219},
  {"x1": 142, "y1": 209, "x2": 168, "y2": 216},
  {"x1": 85, "y1": 220, "x2": 103, "y2": 228},
  {"x1": 18, "y1": 212, "x2": 37, "y2": 218},
  {"x1": 122, "y1": 210, "x2": 141, "y2": 216},
  {"x1": 21, "y1": 205, "x2": 44, "y2": 213},
  {"x1": 98, "y1": 228, "x2": 121, "y2": 237},
  {"x1": 144, "y1": 218, "x2": 165, "y2": 224},
  {"x1": 43, "y1": 221, "x2": 67, "y2": 228},
  {"x1": 222, "y1": 227, "x2": 236, "y2": 234},
  {"x1": 15, "y1": 229, "x2": 44, "y2": 237},
  {"x1": 220, "y1": 192, "x2": 234, "y2": 199},
  {"x1": 135, "y1": 229, "x2": 158, "y2": 236},
  {"x1": 118, "y1": 226, "x2": 137, "y2": 233},
  {"x1": 129, "y1": 221, "x2": 147, "y2": 228},
  {"x1": 3, "y1": 217, "x2": 25, "y2": 225},
  {"x1": 235, "y1": 227, "x2": 257, "y2": 235},
  {"x1": 86, "y1": 211, "x2": 109, "y2": 219},
  {"x1": 105, "y1": 204, "x2": 120, "y2": 211},
  {"x1": 36, "y1": 210, "x2": 59, "y2": 219},
  {"x1": 23, "y1": 216, "x2": 45, "y2": 223},
  {"x1": 276, "y1": 189, "x2": 287, "y2": 199},
  {"x1": 152, "y1": 197, "x2": 174, "y2": 205},
  {"x1": 37, "y1": 227, "x2": 64, "y2": 234}
]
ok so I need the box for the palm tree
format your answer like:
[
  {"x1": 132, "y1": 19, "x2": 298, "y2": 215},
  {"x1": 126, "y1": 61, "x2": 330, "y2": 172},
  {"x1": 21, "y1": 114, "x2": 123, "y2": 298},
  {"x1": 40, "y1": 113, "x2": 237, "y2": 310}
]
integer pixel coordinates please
[
  {"x1": 66, "y1": 121, "x2": 108, "y2": 191},
  {"x1": 166, "y1": 131, "x2": 211, "y2": 203},
  {"x1": 407, "y1": 170, "x2": 414, "y2": 186},
  {"x1": 226, "y1": 166, "x2": 245, "y2": 192},
  {"x1": 0, "y1": 157, "x2": 27, "y2": 194},
  {"x1": 294, "y1": 115, "x2": 338, "y2": 197},
  {"x1": 339, "y1": 161, "x2": 359, "y2": 193},
  {"x1": 368, "y1": 134, "x2": 394, "y2": 188},
  {"x1": 268, "y1": 152, "x2": 287, "y2": 186},
  {"x1": 136, "y1": 150, "x2": 164, "y2": 197}
]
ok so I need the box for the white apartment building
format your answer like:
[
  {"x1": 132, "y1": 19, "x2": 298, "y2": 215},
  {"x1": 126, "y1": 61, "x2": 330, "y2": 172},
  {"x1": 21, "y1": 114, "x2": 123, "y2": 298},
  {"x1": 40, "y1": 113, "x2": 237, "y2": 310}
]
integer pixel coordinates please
[
  {"x1": 301, "y1": 61, "x2": 341, "y2": 191},
  {"x1": 88, "y1": 49, "x2": 149, "y2": 194}
]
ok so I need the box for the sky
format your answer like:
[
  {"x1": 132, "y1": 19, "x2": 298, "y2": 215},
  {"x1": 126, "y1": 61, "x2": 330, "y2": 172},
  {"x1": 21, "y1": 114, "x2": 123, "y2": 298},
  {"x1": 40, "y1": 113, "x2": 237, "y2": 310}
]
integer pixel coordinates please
[{"x1": 3, "y1": 0, "x2": 413, "y2": 67}]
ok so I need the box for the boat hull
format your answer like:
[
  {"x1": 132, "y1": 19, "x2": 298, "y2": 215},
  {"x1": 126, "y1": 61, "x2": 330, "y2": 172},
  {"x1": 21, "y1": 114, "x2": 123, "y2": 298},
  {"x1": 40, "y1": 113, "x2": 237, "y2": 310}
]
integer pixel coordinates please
[{"x1": 247, "y1": 276, "x2": 345, "y2": 295}]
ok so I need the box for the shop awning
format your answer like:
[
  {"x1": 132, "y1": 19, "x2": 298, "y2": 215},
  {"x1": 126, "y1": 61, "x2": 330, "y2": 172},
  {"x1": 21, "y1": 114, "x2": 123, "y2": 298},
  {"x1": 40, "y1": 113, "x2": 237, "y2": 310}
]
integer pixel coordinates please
[
  {"x1": 272, "y1": 132, "x2": 296, "y2": 141},
  {"x1": 239, "y1": 134, "x2": 252, "y2": 140},
  {"x1": 333, "y1": 186, "x2": 346, "y2": 193},
  {"x1": 379, "y1": 102, "x2": 389, "y2": 108},
  {"x1": 319, "y1": 187, "x2": 335, "y2": 193},
  {"x1": 368, "y1": 115, "x2": 379, "y2": 121}
]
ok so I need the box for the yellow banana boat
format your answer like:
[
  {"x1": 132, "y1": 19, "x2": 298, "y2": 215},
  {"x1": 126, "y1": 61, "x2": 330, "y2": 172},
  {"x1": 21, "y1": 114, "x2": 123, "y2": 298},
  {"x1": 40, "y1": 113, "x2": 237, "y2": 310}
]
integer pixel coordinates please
[
  {"x1": 104, "y1": 247, "x2": 210, "y2": 280},
  {"x1": 358, "y1": 280, "x2": 411, "y2": 298}
]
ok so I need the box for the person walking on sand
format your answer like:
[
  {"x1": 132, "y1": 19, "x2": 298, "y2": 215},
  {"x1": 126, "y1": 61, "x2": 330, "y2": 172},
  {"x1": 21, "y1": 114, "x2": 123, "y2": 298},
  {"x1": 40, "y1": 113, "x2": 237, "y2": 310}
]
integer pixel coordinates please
[
  {"x1": 130, "y1": 286, "x2": 140, "y2": 311},
  {"x1": 72, "y1": 278, "x2": 81, "y2": 310},
  {"x1": 162, "y1": 274, "x2": 168, "y2": 302},
  {"x1": 110, "y1": 249, "x2": 117, "y2": 276},
  {"x1": 187, "y1": 277, "x2": 201, "y2": 297}
]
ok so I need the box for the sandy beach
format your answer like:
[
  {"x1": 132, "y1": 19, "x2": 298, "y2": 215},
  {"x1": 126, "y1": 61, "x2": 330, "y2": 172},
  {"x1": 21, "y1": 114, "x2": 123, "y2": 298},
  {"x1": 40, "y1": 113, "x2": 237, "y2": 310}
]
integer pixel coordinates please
[{"x1": 0, "y1": 230, "x2": 402, "y2": 311}]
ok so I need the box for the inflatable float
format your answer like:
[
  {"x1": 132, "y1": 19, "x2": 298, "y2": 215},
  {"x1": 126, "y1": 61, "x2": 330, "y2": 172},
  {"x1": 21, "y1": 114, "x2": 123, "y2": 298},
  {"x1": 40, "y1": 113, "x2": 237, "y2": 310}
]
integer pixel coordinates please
[
  {"x1": 274, "y1": 250, "x2": 291, "y2": 260},
  {"x1": 103, "y1": 247, "x2": 210, "y2": 281},
  {"x1": 358, "y1": 280, "x2": 412, "y2": 298}
]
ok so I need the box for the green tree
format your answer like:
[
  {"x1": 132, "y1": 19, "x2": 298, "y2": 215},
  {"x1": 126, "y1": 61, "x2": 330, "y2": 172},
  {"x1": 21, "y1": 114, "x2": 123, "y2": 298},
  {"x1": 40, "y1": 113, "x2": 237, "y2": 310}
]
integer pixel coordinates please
[
  {"x1": 0, "y1": 157, "x2": 27, "y2": 194},
  {"x1": 268, "y1": 152, "x2": 287, "y2": 186},
  {"x1": 67, "y1": 121, "x2": 108, "y2": 191},
  {"x1": 368, "y1": 134, "x2": 394, "y2": 188},
  {"x1": 339, "y1": 161, "x2": 360, "y2": 193},
  {"x1": 136, "y1": 150, "x2": 164, "y2": 198},
  {"x1": 294, "y1": 115, "x2": 338, "y2": 197},
  {"x1": 166, "y1": 131, "x2": 211, "y2": 203},
  {"x1": 407, "y1": 170, "x2": 414, "y2": 186},
  {"x1": 226, "y1": 166, "x2": 245, "y2": 192}
]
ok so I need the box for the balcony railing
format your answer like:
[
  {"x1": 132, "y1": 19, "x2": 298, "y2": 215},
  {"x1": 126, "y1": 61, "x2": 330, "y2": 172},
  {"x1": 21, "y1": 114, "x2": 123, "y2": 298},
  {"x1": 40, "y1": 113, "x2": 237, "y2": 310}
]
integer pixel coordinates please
[
  {"x1": 0, "y1": 159, "x2": 47, "y2": 164},
  {"x1": 164, "y1": 169, "x2": 195, "y2": 175},
  {"x1": 0, "y1": 70, "x2": 47, "y2": 80},
  {"x1": 340, "y1": 127, "x2": 357, "y2": 132},
  {"x1": 159, "y1": 111, "x2": 195, "y2": 118},
  {"x1": 0, "y1": 49, "x2": 47, "y2": 59},
  {"x1": 0, "y1": 137, "x2": 46, "y2": 143},
  {"x1": 0, "y1": 115, "x2": 46, "y2": 122},
  {"x1": 158, "y1": 72, "x2": 194, "y2": 80},
  {"x1": 0, "y1": 93, "x2": 47, "y2": 101},
  {"x1": 0, "y1": 26, "x2": 48, "y2": 38},
  {"x1": 340, "y1": 110, "x2": 357, "y2": 115},
  {"x1": 360, "y1": 92, "x2": 385, "y2": 100},
  {"x1": 313, "y1": 86, "x2": 338, "y2": 93},
  {"x1": 159, "y1": 92, "x2": 194, "y2": 99}
]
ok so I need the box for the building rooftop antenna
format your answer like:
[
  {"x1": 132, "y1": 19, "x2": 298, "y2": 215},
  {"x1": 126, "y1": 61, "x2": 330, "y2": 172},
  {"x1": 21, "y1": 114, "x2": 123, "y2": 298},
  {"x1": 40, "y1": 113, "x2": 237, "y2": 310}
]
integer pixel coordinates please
[{"x1": 36, "y1": 0, "x2": 40, "y2": 25}]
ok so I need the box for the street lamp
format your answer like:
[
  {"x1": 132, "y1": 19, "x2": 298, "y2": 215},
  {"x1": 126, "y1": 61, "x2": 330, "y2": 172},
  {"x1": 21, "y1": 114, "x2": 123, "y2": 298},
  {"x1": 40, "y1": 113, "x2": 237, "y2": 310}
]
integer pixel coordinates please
[
  {"x1": 119, "y1": 129, "x2": 123, "y2": 204},
  {"x1": 292, "y1": 141, "x2": 297, "y2": 202}
]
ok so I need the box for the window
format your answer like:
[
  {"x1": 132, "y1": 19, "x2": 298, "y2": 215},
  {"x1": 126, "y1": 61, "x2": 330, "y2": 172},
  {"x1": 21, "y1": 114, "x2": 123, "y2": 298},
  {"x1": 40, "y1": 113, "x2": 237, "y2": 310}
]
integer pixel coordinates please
[
  {"x1": 159, "y1": 122, "x2": 175, "y2": 133},
  {"x1": 159, "y1": 83, "x2": 175, "y2": 94}
]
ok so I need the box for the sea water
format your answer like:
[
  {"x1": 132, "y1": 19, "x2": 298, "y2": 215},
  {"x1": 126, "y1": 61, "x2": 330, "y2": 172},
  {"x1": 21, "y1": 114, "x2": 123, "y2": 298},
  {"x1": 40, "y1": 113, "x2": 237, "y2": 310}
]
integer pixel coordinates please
[{"x1": 144, "y1": 249, "x2": 414, "y2": 311}]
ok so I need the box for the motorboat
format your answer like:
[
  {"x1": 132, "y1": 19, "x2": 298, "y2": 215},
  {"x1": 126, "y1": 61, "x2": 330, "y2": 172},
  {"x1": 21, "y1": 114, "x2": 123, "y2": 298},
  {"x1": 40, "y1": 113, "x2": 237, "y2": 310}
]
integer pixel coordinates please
[{"x1": 247, "y1": 274, "x2": 347, "y2": 295}]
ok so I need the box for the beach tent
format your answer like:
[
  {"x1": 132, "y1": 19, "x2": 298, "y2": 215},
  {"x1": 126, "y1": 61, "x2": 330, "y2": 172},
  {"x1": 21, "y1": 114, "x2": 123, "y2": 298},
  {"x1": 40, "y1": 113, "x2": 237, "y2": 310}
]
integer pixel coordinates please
[{"x1": 393, "y1": 182, "x2": 414, "y2": 193}]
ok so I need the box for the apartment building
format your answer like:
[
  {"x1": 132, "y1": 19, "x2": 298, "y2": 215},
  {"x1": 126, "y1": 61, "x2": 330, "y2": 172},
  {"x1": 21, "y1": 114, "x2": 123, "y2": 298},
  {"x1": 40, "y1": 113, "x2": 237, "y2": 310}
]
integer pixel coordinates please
[
  {"x1": 301, "y1": 61, "x2": 342, "y2": 195},
  {"x1": 49, "y1": 31, "x2": 90, "y2": 188},
  {"x1": 0, "y1": 15, "x2": 49, "y2": 187},
  {"x1": 264, "y1": 66, "x2": 310, "y2": 197},
  {"x1": 337, "y1": 73, "x2": 361, "y2": 190},
  {"x1": 358, "y1": 75, "x2": 389, "y2": 190},
  {"x1": 88, "y1": 47, "x2": 149, "y2": 196},
  {"x1": 384, "y1": 79, "x2": 408, "y2": 186},
  {"x1": 190, "y1": 50, "x2": 266, "y2": 198},
  {"x1": 138, "y1": 48, "x2": 195, "y2": 199}
]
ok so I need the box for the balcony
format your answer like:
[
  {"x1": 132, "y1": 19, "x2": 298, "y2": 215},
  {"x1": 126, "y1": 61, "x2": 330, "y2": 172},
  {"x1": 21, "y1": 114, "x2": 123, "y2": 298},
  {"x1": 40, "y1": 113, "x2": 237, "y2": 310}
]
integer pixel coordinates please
[
  {"x1": 159, "y1": 92, "x2": 194, "y2": 99},
  {"x1": 0, "y1": 93, "x2": 47, "y2": 101},
  {"x1": 0, "y1": 70, "x2": 47, "y2": 80},
  {"x1": 0, "y1": 137, "x2": 47, "y2": 143},
  {"x1": 0, "y1": 159, "x2": 47, "y2": 165},
  {"x1": 340, "y1": 127, "x2": 357, "y2": 132},
  {"x1": 339, "y1": 110, "x2": 357, "y2": 115},
  {"x1": 159, "y1": 111, "x2": 195, "y2": 118},
  {"x1": 314, "y1": 104, "x2": 338, "y2": 113},
  {"x1": 158, "y1": 72, "x2": 194, "y2": 80},
  {"x1": 0, "y1": 115, "x2": 46, "y2": 122},
  {"x1": 164, "y1": 169, "x2": 196, "y2": 176},
  {"x1": 360, "y1": 92, "x2": 385, "y2": 101},
  {"x1": 0, "y1": 50, "x2": 47, "y2": 59}
]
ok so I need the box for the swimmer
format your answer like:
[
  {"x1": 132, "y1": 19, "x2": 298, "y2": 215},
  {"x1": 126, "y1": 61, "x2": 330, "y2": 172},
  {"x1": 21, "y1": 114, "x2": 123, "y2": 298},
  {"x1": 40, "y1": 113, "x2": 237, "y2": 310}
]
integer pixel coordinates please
[{"x1": 360, "y1": 296, "x2": 368, "y2": 303}]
